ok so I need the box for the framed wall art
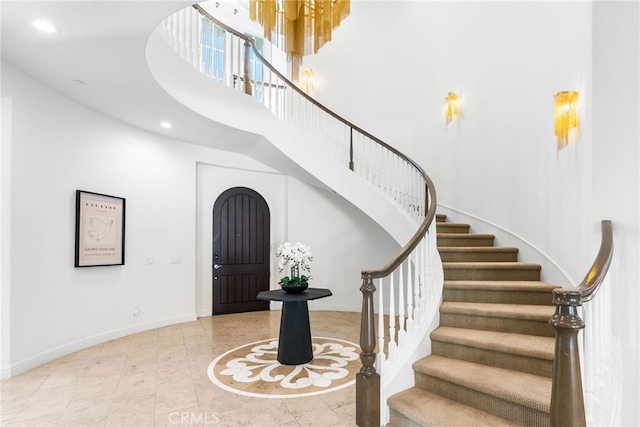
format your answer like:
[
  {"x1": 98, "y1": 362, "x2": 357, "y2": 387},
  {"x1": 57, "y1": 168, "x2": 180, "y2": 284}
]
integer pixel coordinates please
[{"x1": 74, "y1": 190, "x2": 125, "y2": 267}]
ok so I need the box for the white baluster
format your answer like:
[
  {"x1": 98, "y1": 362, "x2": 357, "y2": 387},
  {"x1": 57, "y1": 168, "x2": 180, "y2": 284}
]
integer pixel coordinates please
[
  {"x1": 361, "y1": 137, "x2": 368, "y2": 182},
  {"x1": 421, "y1": 177, "x2": 425, "y2": 218},
  {"x1": 206, "y1": 23, "x2": 213, "y2": 78},
  {"x1": 406, "y1": 257, "x2": 414, "y2": 332},
  {"x1": 414, "y1": 177, "x2": 419, "y2": 220},
  {"x1": 400, "y1": 161, "x2": 405, "y2": 210},
  {"x1": 385, "y1": 152, "x2": 392, "y2": 199},
  {"x1": 191, "y1": 9, "x2": 197, "y2": 66},
  {"x1": 392, "y1": 154, "x2": 400, "y2": 202},
  {"x1": 377, "y1": 277, "x2": 385, "y2": 369},
  {"x1": 413, "y1": 241, "x2": 422, "y2": 321},
  {"x1": 226, "y1": 33, "x2": 234, "y2": 87},
  {"x1": 398, "y1": 262, "x2": 406, "y2": 343},
  {"x1": 175, "y1": 9, "x2": 181, "y2": 56},
  {"x1": 422, "y1": 234, "x2": 429, "y2": 303},
  {"x1": 269, "y1": 72, "x2": 275, "y2": 117},
  {"x1": 277, "y1": 77, "x2": 283, "y2": 121},
  {"x1": 166, "y1": 15, "x2": 175, "y2": 51},
  {"x1": 388, "y1": 272, "x2": 396, "y2": 359},
  {"x1": 368, "y1": 139, "x2": 375, "y2": 185},
  {"x1": 407, "y1": 163, "x2": 412, "y2": 215},
  {"x1": 189, "y1": 8, "x2": 197, "y2": 67},
  {"x1": 372, "y1": 143, "x2": 380, "y2": 188}
]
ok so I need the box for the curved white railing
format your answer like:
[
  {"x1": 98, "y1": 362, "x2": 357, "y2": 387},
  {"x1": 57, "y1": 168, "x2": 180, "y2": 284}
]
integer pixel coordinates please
[
  {"x1": 159, "y1": 6, "x2": 443, "y2": 426},
  {"x1": 160, "y1": 6, "x2": 428, "y2": 224},
  {"x1": 369, "y1": 220, "x2": 443, "y2": 424}
]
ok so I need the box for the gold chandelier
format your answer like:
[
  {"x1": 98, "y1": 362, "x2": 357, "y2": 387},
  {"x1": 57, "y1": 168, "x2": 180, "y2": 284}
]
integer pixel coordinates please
[{"x1": 249, "y1": 0, "x2": 350, "y2": 63}]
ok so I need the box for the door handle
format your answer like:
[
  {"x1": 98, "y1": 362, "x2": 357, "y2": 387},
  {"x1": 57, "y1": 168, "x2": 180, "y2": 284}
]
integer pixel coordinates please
[{"x1": 213, "y1": 264, "x2": 222, "y2": 270}]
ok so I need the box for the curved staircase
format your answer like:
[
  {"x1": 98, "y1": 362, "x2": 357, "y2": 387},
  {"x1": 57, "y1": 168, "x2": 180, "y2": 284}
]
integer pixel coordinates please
[
  {"x1": 388, "y1": 214, "x2": 560, "y2": 427},
  {"x1": 153, "y1": 7, "x2": 614, "y2": 425}
]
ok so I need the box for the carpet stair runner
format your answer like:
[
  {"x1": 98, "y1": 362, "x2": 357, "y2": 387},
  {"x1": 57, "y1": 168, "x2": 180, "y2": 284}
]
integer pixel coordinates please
[{"x1": 387, "y1": 214, "x2": 560, "y2": 427}]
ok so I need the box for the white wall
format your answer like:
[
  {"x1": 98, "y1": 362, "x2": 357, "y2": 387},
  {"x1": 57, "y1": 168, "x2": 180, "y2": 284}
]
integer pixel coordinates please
[
  {"x1": 196, "y1": 163, "x2": 400, "y2": 316},
  {"x1": 284, "y1": 177, "x2": 399, "y2": 310},
  {"x1": 1, "y1": 96, "x2": 12, "y2": 375},
  {"x1": 1, "y1": 60, "x2": 398, "y2": 377},
  {"x1": 3, "y1": 61, "x2": 200, "y2": 375},
  {"x1": 305, "y1": 1, "x2": 594, "y2": 285},
  {"x1": 304, "y1": 1, "x2": 639, "y2": 424},
  {"x1": 592, "y1": 3, "x2": 640, "y2": 425}
]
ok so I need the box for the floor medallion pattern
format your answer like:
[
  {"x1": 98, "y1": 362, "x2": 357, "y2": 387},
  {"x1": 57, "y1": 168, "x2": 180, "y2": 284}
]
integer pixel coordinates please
[{"x1": 208, "y1": 337, "x2": 361, "y2": 398}]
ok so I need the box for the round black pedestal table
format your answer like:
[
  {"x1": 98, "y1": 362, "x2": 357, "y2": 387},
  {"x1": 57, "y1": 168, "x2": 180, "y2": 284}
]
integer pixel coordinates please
[{"x1": 256, "y1": 288, "x2": 332, "y2": 365}]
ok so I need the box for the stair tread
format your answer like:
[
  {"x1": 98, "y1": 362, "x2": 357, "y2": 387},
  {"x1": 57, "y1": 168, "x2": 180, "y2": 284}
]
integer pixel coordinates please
[
  {"x1": 389, "y1": 387, "x2": 520, "y2": 427},
  {"x1": 441, "y1": 301, "x2": 555, "y2": 320},
  {"x1": 435, "y1": 221, "x2": 468, "y2": 225},
  {"x1": 421, "y1": 214, "x2": 555, "y2": 424},
  {"x1": 435, "y1": 222, "x2": 469, "y2": 227},
  {"x1": 438, "y1": 246, "x2": 518, "y2": 252},
  {"x1": 443, "y1": 262, "x2": 541, "y2": 269},
  {"x1": 438, "y1": 233, "x2": 494, "y2": 237},
  {"x1": 431, "y1": 326, "x2": 555, "y2": 360},
  {"x1": 444, "y1": 280, "x2": 559, "y2": 292},
  {"x1": 413, "y1": 355, "x2": 551, "y2": 412}
]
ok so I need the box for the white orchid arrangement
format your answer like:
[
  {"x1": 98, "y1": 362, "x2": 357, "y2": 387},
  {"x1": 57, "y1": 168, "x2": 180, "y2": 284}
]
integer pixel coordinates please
[{"x1": 275, "y1": 242, "x2": 313, "y2": 286}]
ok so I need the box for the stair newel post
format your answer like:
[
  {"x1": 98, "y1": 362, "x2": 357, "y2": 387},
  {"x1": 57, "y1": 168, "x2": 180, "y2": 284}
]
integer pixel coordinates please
[
  {"x1": 349, "y1": 128, "x2": 355, "y2": 171},
  {"x1": 242, "y1": 39, "x2": 253, "y2": 95},
  {"x1": 549, "y1": 288, "x2": 586, "y2": 427},
  {"x1": 357, "y1": 274, "x2": 380, "y2": 427}
]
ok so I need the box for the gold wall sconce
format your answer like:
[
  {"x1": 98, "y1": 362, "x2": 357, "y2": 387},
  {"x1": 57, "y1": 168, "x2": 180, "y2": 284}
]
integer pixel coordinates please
[
  {"x1": 301, "y1": 69, "x2": 315, "y2": 95},
  {"x1": 445, "y1": 92, "x2": 459, "y2": 126},
  {"x1": 554, "y1": 91, "x2": 579, "y2": 152}
]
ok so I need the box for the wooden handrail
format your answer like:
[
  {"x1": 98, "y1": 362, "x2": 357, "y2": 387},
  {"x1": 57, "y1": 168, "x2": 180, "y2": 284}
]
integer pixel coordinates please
[
  {"x1": 576, "y1": 220, "x2": 613, "y2": 302},
  {"x1": 549, "y1": 220, "x2": 614, "y2": 427},
  {"x1": 362, "y1": 175, "x2": 436, "y2": 280}
]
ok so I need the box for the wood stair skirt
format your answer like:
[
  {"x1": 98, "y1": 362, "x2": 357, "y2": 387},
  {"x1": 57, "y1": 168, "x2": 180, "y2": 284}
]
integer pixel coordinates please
[{"x1": 388, "y1": 214, "x2": 559, "y2": 427}]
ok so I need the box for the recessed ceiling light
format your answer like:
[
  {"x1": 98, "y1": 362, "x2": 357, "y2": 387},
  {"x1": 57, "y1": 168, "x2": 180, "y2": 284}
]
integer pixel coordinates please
[
  {"x1": 31, "y1": 19, "x2": 61, "y2": 34},
  {"x1": 160, "y1": 122, "x2": 172, "y2": 129}
]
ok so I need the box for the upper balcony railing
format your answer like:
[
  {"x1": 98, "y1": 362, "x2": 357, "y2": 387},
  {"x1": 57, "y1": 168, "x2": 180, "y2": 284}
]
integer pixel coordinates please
[
  {"x1": 161, "y1": 5, "x2": 442, "y2": 426},
  {"x1": 162, "y1": 5, "x2": 430, "y2": 224}
]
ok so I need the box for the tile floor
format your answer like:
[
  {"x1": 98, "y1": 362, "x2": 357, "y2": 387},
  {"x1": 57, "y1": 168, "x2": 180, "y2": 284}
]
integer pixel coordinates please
[{"x1": 0, "y1": 310, "x2": 361, "y2": 427}]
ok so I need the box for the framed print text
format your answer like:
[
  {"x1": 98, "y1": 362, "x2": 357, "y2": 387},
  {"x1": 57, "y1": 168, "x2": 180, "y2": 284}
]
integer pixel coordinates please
[{"x1": 75, "y1": 190, "x2": 125, "y2": 267}]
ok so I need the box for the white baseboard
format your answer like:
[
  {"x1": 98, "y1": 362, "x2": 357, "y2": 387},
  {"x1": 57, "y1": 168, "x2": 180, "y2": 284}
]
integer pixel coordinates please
[{"x1": 1, "y1": 313, "x2": 197, "y2": 379}]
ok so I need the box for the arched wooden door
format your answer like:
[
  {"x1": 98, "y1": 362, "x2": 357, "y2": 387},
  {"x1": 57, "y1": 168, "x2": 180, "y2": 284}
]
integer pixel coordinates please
[{"x1": 212, "y1": 187, "x2": 270, "y2": 315}]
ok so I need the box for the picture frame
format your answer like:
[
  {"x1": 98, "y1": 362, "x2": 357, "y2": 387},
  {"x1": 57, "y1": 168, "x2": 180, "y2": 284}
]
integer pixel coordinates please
[{"x1": 74, "y1": 190, "x2": 125, "y2": 267}]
